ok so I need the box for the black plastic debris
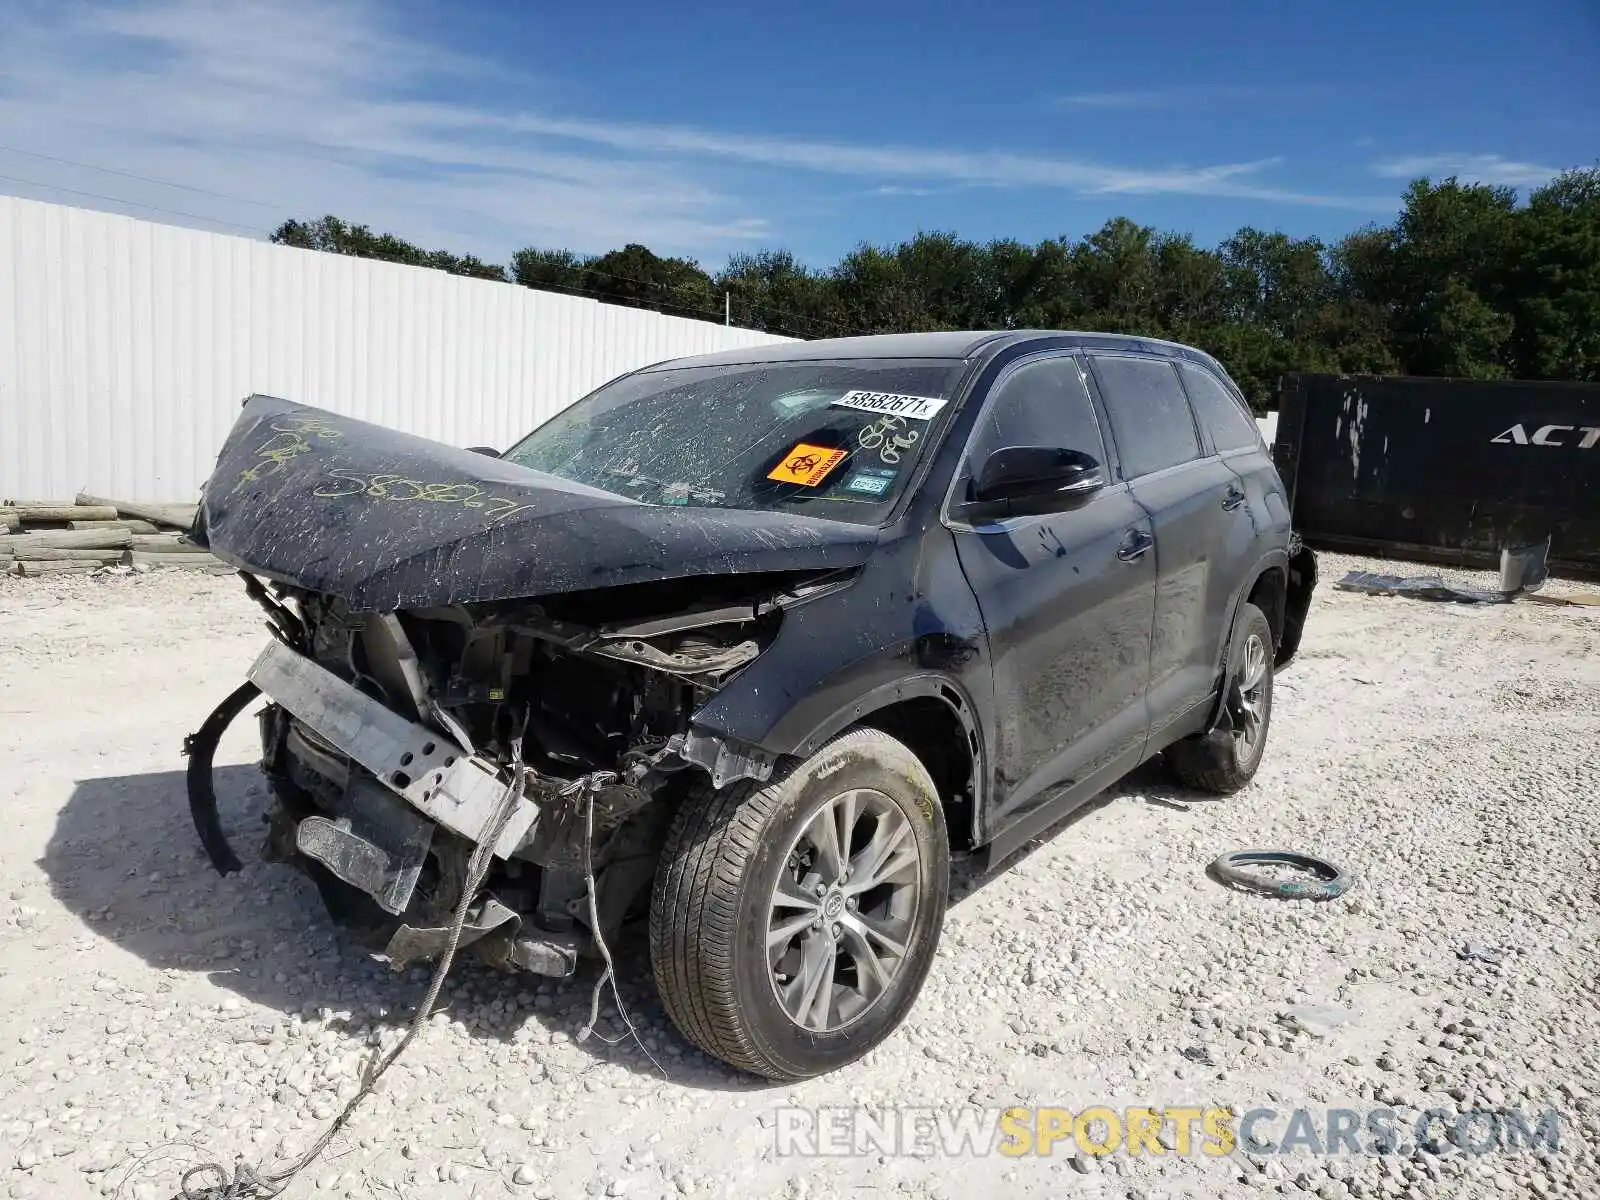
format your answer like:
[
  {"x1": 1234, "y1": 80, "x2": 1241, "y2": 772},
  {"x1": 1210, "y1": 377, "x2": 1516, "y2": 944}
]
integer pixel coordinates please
[{"x1": 1334, "y1": 570, "x2": 1510, "y2": 605}]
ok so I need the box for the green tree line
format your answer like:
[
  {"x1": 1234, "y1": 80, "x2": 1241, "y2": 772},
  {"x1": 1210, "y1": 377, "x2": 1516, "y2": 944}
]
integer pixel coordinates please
[{"x1": 271, "y1": 167, "x2": 1600, "y2": 412}]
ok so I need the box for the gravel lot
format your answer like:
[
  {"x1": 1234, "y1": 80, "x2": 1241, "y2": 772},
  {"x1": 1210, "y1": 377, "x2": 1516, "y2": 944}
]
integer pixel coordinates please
[{"x1": 2, "y1": 553, "x2": 1597, "y2": 1200}]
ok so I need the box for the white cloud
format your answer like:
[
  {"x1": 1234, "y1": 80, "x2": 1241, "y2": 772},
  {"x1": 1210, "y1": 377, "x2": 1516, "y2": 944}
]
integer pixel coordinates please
[
  {"x1": 1054, "y1": 90, "x2": 1177, "y2": 109},
  {"x1": 446, "y1": 111, "x2": 1387, "y2": 209},
  {"x1": 1371, "y1": 154, "x2": 1563, "y2": 189},
  {"x1": 0, "y1": 0, "x2": 771, "y2": 257},
  {"x1": 0, "y1": 0, "x2": 1395, "y2": 264},
  {"x1": 1053, "y1": 84, "x2": 1346, "y2": 110}
]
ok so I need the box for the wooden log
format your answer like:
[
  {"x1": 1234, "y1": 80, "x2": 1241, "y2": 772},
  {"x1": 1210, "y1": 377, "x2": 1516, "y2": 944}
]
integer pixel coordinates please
[
  {"x1": 0, "y1": 529, "x2": 132, "y2": 551},
  {"x1": 13, "y1": 504, "x2": 120, "y2": 523},
  {"x1": 129, "y1": 534, "x2": 207, "y2": 552},
  {"x1": 74, "y1": 493, "x2": 197, "y2": 530},
  {"x1": 69, "y1": 518, "x2": 159, "y2": 533},
  {"x1": 13, "y1": 560, "x2": 104, "y2": 576},
  {"x1": 131, "y1": 551, "x2": 226, "y2": 568},
  {"x1": 15, "y1": 548, "x2": 127, "y2": 563}
]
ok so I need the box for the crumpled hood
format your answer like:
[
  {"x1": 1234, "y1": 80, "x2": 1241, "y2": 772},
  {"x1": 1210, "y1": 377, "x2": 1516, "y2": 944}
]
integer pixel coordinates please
[{"x1": 191, "y1": 394, "x2": 880, "y2": 610}]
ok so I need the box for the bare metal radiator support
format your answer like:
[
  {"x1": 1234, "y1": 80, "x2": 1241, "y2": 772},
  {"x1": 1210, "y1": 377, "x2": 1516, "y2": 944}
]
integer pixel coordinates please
[{"x1": 245, "y1": 638, "x2": 538, "y2": 858}]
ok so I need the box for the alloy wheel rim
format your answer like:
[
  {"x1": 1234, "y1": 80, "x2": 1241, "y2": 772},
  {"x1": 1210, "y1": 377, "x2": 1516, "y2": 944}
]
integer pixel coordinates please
[
  {"x1": 1232, "y1": 632, "x2": 1270, "y2": 760},
  {"x1": 766, "y1": 788, "x2": 922, "y2": 1033}
]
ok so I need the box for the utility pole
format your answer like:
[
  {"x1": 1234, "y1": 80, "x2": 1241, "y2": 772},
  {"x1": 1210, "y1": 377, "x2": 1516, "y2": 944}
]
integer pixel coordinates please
[{"x1": 724, "y1": 292, "x2": 730, "y2": 325}]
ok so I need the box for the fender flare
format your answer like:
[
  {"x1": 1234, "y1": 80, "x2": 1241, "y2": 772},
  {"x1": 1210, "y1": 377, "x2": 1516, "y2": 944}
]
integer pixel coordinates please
[
  {"x1": 787, "y1": 672, "x2": 982, "y2": 754},
  {"x1": 1278, "y1": 542, "x2": 1319, "y2": 667},
  {"x1": 1205, "y1": 549, "x2": 1290, "y2": 731},
  {"x1": 784, "y1": 673, "x2": 988, "y2": 846}
]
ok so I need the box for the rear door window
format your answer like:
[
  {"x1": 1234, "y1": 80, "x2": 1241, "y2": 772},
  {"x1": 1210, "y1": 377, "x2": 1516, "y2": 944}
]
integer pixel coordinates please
[
  {"x1": 1178, "y1": 361, "x2": 1262, "y2": 452},
  {"x1": 1089, "y1": 355, "x2": 1202, "y2": 479}
]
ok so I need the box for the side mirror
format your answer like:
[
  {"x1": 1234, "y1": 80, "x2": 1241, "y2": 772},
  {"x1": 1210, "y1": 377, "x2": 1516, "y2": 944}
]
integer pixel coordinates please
[
  {"x1": 960, "y1": 446, "x2": 1105, "y2": 520},
  {"x1": 465, "y1": 445, "x2": 501, "y2": 458}
]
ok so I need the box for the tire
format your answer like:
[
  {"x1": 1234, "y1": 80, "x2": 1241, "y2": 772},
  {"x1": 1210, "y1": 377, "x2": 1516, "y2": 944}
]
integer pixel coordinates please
[
  {"x1": 649, "y1": 727, "x2": 949, "y2": 1081},
  {"x1": 1165, "y1": 601, "x2": 1275, "y2": 795}
]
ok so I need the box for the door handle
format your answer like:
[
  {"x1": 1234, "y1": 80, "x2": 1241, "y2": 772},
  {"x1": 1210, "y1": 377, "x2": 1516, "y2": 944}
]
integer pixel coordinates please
[
  {"x1": 1116, "y1": 529, "x2": 1153, "y2": 562},
  {"x1": 1222, "y1": 486, "x2": 1247, "y2": 511}
]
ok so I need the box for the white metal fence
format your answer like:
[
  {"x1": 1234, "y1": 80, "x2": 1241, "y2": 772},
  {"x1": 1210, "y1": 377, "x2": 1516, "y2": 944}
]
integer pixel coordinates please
[
  {"x1": 0, "y1": 195, "x2": 795, "y2": 502},
  {"x1": 1256, "y1": 411, "x2": 1278, "y2": 446}
]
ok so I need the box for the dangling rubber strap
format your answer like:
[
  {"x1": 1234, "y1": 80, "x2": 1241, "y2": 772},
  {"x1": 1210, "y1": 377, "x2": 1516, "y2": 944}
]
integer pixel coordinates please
[{"x1": 181, "y1": 680, "x2": 263, "y2": 875}]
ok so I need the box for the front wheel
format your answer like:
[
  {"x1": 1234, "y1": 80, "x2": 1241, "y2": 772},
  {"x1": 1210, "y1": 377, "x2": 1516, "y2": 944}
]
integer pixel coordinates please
[
  {"x1": 1166, "y1": 600, "x2": 1276, "y2": 794},
  {"x1": 649, "y1": 727, "x2": 949, "y2": 1081}
]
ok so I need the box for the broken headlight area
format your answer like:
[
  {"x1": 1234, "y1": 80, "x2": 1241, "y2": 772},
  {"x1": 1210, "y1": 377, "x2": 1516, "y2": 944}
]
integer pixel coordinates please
[{"x1": 192, "y1": 569, "x2": 844, "y2": 979}]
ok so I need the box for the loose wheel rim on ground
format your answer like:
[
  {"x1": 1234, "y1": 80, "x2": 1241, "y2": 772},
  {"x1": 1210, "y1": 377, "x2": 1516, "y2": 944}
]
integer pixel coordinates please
[
  {"x1": 1208, "y1": 849, "x2": 1352, "y2": 901},
  {"x1": 766, "y1": 786, "x2": 923, "y2": 1034}
]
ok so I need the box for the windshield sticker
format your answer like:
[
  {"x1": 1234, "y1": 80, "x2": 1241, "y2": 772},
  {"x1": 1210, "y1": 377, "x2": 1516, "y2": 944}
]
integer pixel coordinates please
[
  {"x1": 768, "y1": 443, "x2": 848, "y2": 487},
  {"x1": 857, "y1": 415, "x2": 920, "y2": 465},
  {"x1": 832, "y1": 390, "x2": 947, "y2": 421},
  {"x1": 843, "y1": 468, "x2": 898, "y2": 497}
]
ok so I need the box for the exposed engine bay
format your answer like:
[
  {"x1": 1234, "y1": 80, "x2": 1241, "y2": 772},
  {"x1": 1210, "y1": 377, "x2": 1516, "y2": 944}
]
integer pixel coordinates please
[{"x1": 190, "y1": 567, "x2": 848, "y2": 980}]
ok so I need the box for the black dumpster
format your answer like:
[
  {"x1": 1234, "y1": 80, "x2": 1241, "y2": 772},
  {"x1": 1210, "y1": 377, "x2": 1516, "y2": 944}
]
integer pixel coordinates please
[{"x1": 1272, "y1": 372, "x2": 1600, "y2": 581}]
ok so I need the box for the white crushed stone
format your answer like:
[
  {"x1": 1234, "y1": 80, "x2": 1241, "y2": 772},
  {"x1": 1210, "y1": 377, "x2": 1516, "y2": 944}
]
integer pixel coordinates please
[{"x1": 1, "y1": 555, "x2": 1597, "y2": 1199}]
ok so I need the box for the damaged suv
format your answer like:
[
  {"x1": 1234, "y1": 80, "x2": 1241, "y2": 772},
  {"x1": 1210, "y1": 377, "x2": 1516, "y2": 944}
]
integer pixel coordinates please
[{"x1": 186, "y1": 330, "x2": 1316, "y2": 1081}]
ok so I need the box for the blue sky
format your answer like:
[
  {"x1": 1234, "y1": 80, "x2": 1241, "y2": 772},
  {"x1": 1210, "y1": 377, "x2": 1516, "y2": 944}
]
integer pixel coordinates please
[{"x1": 1, "y1": 0, "x2": 1595, "y2": 270}]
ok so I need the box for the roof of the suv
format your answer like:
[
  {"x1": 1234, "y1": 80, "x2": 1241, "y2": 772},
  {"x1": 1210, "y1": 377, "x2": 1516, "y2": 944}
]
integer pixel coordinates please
[{"x1": 644, "y1": 329, "x2": 1219, "y2": 371}]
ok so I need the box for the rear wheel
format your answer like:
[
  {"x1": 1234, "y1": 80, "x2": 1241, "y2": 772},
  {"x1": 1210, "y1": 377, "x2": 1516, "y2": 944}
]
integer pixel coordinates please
[
  {"x1": 649, "y1": 727, "x2": 949, "y2": 1080},
  {"x1": 1166, "y1": 601, "x2": 1275, "y2": 794}
]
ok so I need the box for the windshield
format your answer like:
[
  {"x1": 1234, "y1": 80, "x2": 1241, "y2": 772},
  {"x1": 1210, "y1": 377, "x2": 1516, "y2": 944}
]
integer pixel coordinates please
[{"x1": 502, "y1": 358, "x2": 967, "y2": 524}]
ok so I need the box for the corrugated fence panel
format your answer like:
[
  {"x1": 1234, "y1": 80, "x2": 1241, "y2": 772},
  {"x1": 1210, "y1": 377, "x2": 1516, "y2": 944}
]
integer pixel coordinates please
[{"x1": 0, "y1": 195, "x2": 795, "y2": 502}]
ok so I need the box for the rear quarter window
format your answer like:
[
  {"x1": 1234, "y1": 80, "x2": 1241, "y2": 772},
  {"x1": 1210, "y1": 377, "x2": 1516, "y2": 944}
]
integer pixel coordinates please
[
  {"x1": 1178, "y1": 361, "x2": 1262, "y2": 452},
  {"x1": 1088, "y1": 355, "x2": 1202, "y2": 479}
]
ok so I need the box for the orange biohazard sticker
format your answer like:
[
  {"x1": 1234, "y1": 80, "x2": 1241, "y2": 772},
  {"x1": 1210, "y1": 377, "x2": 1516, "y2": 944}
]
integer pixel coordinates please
[{"x1": 768, "y1": 443, "x2": 847, "y2": 487}]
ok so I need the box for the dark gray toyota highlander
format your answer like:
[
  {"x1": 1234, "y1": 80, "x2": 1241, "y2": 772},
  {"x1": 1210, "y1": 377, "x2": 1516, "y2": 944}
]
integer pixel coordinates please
[{"x1": 187, "y1": 329, "x2": 1318, "y2": 1081}]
